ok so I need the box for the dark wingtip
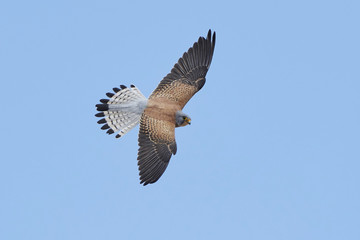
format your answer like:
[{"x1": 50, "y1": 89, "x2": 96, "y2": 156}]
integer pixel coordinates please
[
  {"x1": 107, "y1": 129, "x2": 114, "y2": 134},
  {"x1": 205, "y1": 29, "x2": 215, "y2": 49},
  {"x1": 140, "y1": 179, "x2": 148, "y2": 186},
  {"x1": 115, "y1": 134, "x2": 121, "y2": 138},
  {"x1": 120, "y1": 85, "x2": 127, "y2": 89},
  {"x1": 113, "y1": 87, "x2": 120, "y2": 93},
  {"x1": 212, "y1": 31, "x2": 216, "y2": 49},
  {"x1": 101, "y1": 124, "x2": 110, "y2": 130},
  {"x1": 130, "y1": 84, "x2": 135, "y2": 88},
  {"x1": 100, "y1": 99, "x2": 109, "y2": 104},
  {"x1": 207, "y1": 29, "x2": 211, "y2": 39}
]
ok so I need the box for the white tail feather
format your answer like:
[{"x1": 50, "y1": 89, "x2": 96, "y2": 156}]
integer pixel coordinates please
[{"x1": 97, "y1": 85, "x2": 147, "y2": 138}]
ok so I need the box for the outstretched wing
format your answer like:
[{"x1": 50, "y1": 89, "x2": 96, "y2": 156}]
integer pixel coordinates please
[
  {"x1": 137, "y1": 30, "x2": 216, "y2": 185},
  {"x1": 149, "y1": 30, "x2": 216, "y2": 109},
  {"x1": 137, "y1": 113, "x2": 177, "y2": 186}
]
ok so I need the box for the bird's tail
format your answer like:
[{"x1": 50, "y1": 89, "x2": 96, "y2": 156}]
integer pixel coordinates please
[{"x1": 95, "y1": 85, "x2": 148, "y2": 138}]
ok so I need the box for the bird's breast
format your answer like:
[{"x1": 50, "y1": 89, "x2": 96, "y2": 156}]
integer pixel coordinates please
[{"x1": 145, "y1": 97, "x2": 181, "y2": 122}]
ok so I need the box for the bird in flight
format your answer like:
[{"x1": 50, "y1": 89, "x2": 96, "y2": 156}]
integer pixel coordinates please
[{"x1": 95, "y1": 30, "x2": 216, "y2": 185}]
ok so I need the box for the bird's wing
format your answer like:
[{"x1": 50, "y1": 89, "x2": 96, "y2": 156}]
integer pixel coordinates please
[
  {"x1": 149, "y1": 30, "x2": 216, "y2": 109},
  {"x1": 137, "y1": 113, "x2": 177, "y2": 185}
]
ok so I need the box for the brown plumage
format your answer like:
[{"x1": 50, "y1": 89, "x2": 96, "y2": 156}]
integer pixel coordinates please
[
  {"x1": 95, "y1": 30, "x2": 215, "y2": 185},
  {"x1": 138, "y1": 30, "x2": 216, "y2": 185}
]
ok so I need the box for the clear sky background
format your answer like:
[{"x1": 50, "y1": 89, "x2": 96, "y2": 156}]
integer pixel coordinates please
[{"x1": 1, "y1": 0, "x2": 359, "y2": 239}]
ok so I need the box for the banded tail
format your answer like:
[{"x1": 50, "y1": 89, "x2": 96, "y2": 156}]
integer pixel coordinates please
[{"x1": 95, "y1": 85, "x2": 148, "y2": 138}]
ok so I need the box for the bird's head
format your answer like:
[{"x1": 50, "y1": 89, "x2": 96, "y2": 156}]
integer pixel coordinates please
[{"x1": 175, "y1": 111, "x2": 191, "y2": 127}]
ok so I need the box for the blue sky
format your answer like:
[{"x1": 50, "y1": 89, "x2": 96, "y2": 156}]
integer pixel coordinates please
[{"x1": 1, "y1": 0, "x2": 359, "y2": 239}]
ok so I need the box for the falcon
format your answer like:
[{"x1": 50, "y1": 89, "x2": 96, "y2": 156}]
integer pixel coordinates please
[{"x1": 95, "y1": 30, "x2": 216, "y2": 185}]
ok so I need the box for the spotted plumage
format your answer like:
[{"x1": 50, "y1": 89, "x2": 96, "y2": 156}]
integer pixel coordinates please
[{"x1": 95, "y1": 30, "x2": 216, "y2": 185}]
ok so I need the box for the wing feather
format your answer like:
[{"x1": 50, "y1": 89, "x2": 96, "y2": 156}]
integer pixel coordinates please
[
  {"x1": 137, "y1": 30, "x2": 216, "y2": 185},
  {"x1": 137, "y1": 113, "x2": 177, "y2": 185},
  {"x1": 150, "y1": 30, "x2": 216, "y2": 109}
]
